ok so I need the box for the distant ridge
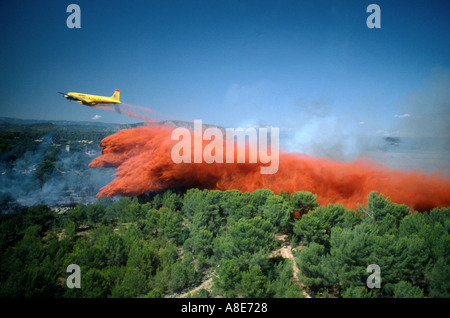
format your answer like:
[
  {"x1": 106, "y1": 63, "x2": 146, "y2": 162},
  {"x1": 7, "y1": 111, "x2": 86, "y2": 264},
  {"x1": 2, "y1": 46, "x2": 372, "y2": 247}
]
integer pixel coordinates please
[
  {"x1": 0, "y1": 117, "x2": 223, "y2": 132},
  {"x1": 0, "y1": 116, "x2": 128, "y2": 127},
  {"x1": 0, "y1": 117, "x2": 145, "y2": 133}
]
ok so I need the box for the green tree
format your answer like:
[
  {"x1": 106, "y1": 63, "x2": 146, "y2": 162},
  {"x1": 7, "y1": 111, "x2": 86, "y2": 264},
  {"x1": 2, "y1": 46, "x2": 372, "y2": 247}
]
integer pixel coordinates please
[
  {"x1": 105, "y1": 197, "x2": 135, "y2": 223},
  {"x1": 118, "y1": 197, "x2": 144, "y2": 222},
  {"x1": 169, "y1": 252, "x2": 197, "y2": 292},
  {"x1": 291, "y1": 191, "x2": 320, "y2": 210},
  {"x1": 267, "y1": 259, "x2": 304, "y2": 298},
  {"x1": 426, "y1": 257, "x2": 450, "y2": 297},
  {"x1": 187, "y1": 289, "x2": 210, "y2": 298},
  {"x1": 66, "y1": 237, "x2": 106, "y2": 270},
  {"x1": 64, "y1": 221, "x2": 78, "y2": 241},
  {"x1": 143, "y1": 206, "x2": 160, "y2": 236},
  {"x1": 228, "y1": 216, "x2": 275, "y2": 259},
  {"x1": 342, "y1": 286, "x2": 373, "y2": 298},
  {"x1": 95, "y1": 230, "x2": 127, "y2": 267},
  {"x1": 296, "y1": 242, "x2": 327, "y2": 293},
  {"x1": 127, "y1": 240, "x2": 159, "y2": 278},
  {"x1": 66, "y1": 205, "x2": 87, "y2": 226},
  {"x1": 145, "y1": 289, "x2": 164, "y2": 298},
  {"x1": 213, "y1": 259, "x2": 241, "y2": 297},
  {"x1": 369, "y1": 233, "x2": 397, "y2": 292},
  {"x1": 261, "y1": 194, "x2": 292, "y2": 230},
  {"x1": 158, "y1": 206, "x2": 183, "y2": 244},
  {"x1": 181, "y1": 188, "x2": 206, "y2": 221},
  {"x1": 85, "y1": 203, "x2": 106, "y2": 225},
  {"x1": 220, "y1": 190, "x2": 258, "y2": 221},
  {"x1": 393, "y1": 281, "x2": 424, "y2": 298},
  {"x1": 394, "y1": 235, "x2": 429, "y2": 285},
  {"x1": 328, "y1": 224, "x2": 375, "y2": 292},
  {"x1": 219, "y1": 190, "x2": 245, "y2": 218},
  {"x1": 183, "y1": 229, "x2": 214, "y2": 256},
  {"x1": 119, "y1": 267, "x2": 148, "y2": 297},
  {"x1": 82, "y1": 268, "x2": 110, "y2": 298},
  {"x1": 248, "y1": 188, "x2": 275, "y2": 211},
  {"x1": 293, "y1": 203, "x2": 358, "y2": 250},
  {"x1": 23, "y1": 204, "x2": 55, "y2": 232},
  {"x1": 105, "y1": 265, "x2": 126, "y2": 295},
  {"x1": 239, "y1": 265, "x2": 267, "y2": 297},
  {"x1": 160, "y1": 190, "x2": 182, "y2": 211},
  {"x1": 25, "y1": 256, "x2": 58, "y2": 297},
  {"x1": 359, "y1": 191, "x2": 409, "y2": 228},
  {"x1": 35, "y1": 150, "x2": 58, "y2": 185}
]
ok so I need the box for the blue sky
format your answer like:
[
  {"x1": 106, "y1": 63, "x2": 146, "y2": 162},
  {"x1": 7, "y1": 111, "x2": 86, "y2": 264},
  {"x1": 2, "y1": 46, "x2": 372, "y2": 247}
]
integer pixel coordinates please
[{"x1": 0, "y1": 0, "x2": 449, "y2": 163}]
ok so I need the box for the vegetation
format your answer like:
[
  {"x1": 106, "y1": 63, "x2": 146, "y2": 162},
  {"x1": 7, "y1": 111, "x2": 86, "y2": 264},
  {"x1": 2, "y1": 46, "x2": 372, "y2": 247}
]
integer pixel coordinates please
[
  {"x1": 293, "y1": 191, "x2": 449, "y2": 297},
  {"x1": 0, "y1": 189, "x2": 448, "y2": 298}
]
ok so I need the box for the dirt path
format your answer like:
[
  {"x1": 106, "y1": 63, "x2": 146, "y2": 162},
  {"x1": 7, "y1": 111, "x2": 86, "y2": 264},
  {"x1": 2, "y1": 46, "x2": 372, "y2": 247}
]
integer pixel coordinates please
[
  {"x1": 173, "y1": 233, "x2": 311, "y2": 298},
  {"x1": 178, "y1": 277, "x2": 214, "y2": 298},
  {"x1": 273, "y1": 233, "x2": 310, "y2": 298}
]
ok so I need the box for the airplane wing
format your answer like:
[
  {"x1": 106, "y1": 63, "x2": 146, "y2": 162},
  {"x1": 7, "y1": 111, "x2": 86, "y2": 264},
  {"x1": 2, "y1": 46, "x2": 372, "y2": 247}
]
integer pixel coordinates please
[
  {"x1": 57, "y1": 91, "x2": 92, "y2": 104},
  {"x1": 57, "y1": 91, "x2": 77, "y2": 100}
]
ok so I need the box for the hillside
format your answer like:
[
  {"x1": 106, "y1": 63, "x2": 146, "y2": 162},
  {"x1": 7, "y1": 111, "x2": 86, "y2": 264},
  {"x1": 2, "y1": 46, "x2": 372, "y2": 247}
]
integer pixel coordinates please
[{"x1": 0, "y1": 189, "x2": 448, "y2": 298}]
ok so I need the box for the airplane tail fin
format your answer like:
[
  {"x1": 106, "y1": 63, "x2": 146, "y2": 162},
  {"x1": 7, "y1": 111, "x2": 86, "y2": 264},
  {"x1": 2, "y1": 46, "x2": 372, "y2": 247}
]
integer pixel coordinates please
[{"x1": 111, "y1": 89, "x2": 120, "y2": 102}]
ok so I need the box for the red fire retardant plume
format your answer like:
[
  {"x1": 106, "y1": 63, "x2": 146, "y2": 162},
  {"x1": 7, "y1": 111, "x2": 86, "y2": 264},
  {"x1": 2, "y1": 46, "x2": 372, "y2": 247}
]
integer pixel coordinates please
[{"x1": 89, "y1": 124, "x2": 450, "y2": 211}]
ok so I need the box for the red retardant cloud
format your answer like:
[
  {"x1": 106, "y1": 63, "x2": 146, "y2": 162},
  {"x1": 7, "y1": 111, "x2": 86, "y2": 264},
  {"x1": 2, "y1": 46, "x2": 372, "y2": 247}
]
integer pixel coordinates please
[{"x1": 89, "y1": 124, "x2": 450, "y2": 211}]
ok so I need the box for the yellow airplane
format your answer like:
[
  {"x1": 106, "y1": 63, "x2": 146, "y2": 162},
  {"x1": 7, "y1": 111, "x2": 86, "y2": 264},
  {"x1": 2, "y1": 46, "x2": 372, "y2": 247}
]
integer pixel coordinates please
[{"x1": 58, "y1": 89, "x2": 121, "y2": 106}]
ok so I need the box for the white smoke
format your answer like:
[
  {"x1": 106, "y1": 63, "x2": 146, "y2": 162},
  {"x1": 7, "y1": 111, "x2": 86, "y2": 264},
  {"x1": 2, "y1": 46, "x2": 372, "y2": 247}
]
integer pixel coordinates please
[
  {"x1": 393, "y1": 67, "x2": 450, "y2": 140},
  {"x1": 0, "y1": 135, "x2": 115, "y2": 211},
  {"x1": 282, "y1": 68, "x2": 450, "y2": 172},
  {"x1": 283, "y1": 96, "x2": 377, "y2": 162}
]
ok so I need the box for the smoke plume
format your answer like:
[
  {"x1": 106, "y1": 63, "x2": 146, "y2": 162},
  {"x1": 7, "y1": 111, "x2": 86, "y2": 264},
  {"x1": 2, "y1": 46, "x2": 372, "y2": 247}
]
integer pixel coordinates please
[
  {"x1": 90, "y1": 123, "x2": 450, "y2": 211},
  {"x1": 0, "y1": 135, "x2": 114, "y2": 211}
]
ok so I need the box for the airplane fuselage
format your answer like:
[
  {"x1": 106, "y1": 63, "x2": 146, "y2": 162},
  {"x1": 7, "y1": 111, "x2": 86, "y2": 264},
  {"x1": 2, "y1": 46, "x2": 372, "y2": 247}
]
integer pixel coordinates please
[{"x1": 59, "y1": 89, "x2": 121, "y2": 106}]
